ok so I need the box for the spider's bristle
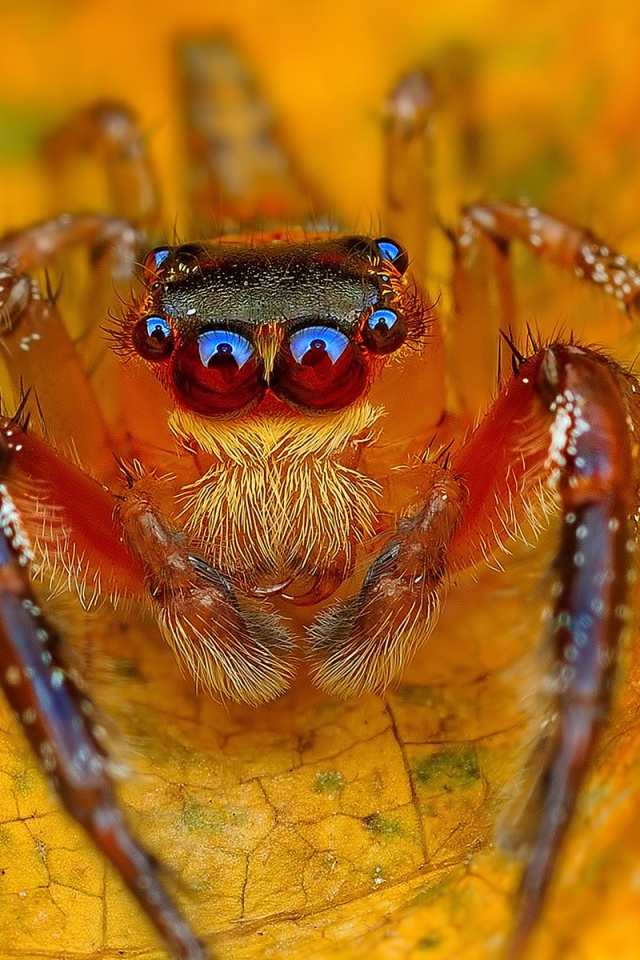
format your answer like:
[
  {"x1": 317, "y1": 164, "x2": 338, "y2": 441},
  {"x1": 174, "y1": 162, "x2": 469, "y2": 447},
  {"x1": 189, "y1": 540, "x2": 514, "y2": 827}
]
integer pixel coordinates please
[{"x1": 500, "y1": 329, "x2": 526, "y2": 374}]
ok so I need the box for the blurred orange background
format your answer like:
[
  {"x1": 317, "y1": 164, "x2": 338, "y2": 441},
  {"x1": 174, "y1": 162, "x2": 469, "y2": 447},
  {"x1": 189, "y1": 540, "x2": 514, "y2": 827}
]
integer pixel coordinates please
[{"x1": 3, "y1": 0, "x2": 640, "y2": 238}]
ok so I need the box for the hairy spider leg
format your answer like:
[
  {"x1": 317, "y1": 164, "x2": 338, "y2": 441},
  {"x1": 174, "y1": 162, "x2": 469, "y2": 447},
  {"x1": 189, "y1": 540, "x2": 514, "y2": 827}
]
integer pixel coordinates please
[
  {"x1": 0, "y1": 424, "x2": 207, "y2": 960},
  {"x1": 0, "y1": 212, "x2": 182, "y2": 467},
  {"x1": 449, "y1": 198, "x2": 640, "y2": 419},
  {"x1": 310, "y1": 339, "x2": 639, "y2": 956}
]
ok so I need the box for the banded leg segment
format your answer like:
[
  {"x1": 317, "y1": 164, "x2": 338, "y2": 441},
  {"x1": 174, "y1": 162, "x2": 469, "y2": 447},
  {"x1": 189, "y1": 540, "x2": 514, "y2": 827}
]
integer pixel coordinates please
[
  {"x1": 448, "y1": 199, "x2": 640, "y2": 421},
  {"x1": 309, "y1": 463, "x2": 466, "y2": 697},
  {"x1": 312, "y1": 342, "x2": 637, "y2": 955},
  {"x1": 508, "y1": 346, "x2": 634, "y2": 956},
  {"x1": 373, "y1": 70, "x2": 447, "y2": 447},
  {"x1": 3, "y1": 415, "x2": 295, "y2": 705},
  {"x1": 0, "y1": 432, "x2": 207, "y2": 960},
  {"x1": 449, "y1": 343, "x2": 637, "y2": 954},
  {"x1": 465, "y1": 200, "x2": 640, "y2": 312},
  {"x1": 178, "y1": 40, "x2": 320, "y2": 236}
]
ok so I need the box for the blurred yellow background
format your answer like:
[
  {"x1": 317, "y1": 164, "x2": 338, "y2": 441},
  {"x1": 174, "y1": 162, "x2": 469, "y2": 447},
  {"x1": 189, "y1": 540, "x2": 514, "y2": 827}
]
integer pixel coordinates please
[{"x1": 3, "y1": 0, "x2": 640, "y2": 238}]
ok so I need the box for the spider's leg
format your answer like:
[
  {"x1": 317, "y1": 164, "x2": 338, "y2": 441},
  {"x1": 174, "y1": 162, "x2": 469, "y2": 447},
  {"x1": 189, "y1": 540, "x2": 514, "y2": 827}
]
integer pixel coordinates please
[
  {"x1": 466, "y1": 199, "x2": 640, "y2": 313},
  {"x1": 448, "y1": 198, "x2": 640, "y2": 423},
  {"x1": 0, "y1": 213, "x2": 176, "y2": 466},
  {"x1": 311, "y1": 340, "x2": 638, "y2": 956},
  {"x1": 308, "y1": 462, "x2": 465, "y2": 697},
  {"x1": 0, "y1": 427, "x2": 207, "y2": 960},
  {"x1": 0, "y1": 215, "x2": 139, "y2": 476},
  {"x1": 5, "y1": 418, "x2": 295, "y2": 704},
  {"x1": 383, "y1": 71, "x2": 436, "y2": 274},
  {"x1": 42, "y1": 102, "x2": 161, "y2": 234},
  {"x1": 448, "y1": 210, "x2": 519, "y2": 414},
  {"x1": 449, "y1": 343, "x2": 638, "y2": 955},
  {"x1": 115, "y1": 464, "x2": 296, "y2": 704},
  {"x1": 178, "y1": 39, "x2": 321, "y2": 236},
  {"x1": 372, "y1": 71, "x2": 448, "y2": 449}
]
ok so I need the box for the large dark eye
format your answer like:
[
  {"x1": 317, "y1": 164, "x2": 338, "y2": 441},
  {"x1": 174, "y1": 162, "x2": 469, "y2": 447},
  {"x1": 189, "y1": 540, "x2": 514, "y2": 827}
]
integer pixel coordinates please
[
  {"x1": 172, "y1": 327, "x2": 265, "y2": 416},
  {"x1": 361, "y1": 307, "x2": 407, "y2": 354},
  {"x1": 132, "y1": 315, "x2": 175, "y2": 361},
  {"x1": 272, "y1": 324, "x2": 367, "y2": 411}
]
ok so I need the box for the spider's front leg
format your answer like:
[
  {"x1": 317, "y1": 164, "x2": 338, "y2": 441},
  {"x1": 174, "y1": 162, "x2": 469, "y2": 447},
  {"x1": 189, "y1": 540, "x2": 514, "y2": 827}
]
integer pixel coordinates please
[
  {"x1": 451, "y1": 342, "x2": 637, "y2": 955},
  {"x1": 312, "y1": 340, "x2": 638, "y2": 956},
  {"x1": 0, "y1": 405, "x2": 301, "y2": 948},
  {"x1": 0, "y1": 422, "x2": 207, "y2": 960}
]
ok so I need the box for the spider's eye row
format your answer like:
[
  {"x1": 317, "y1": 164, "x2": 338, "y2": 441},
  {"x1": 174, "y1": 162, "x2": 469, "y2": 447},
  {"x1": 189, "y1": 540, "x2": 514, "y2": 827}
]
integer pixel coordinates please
[
  {"x1": 132, "y1": 315, "x2": 175, "y2": 361},
  {"x1": 361, "y1": 308, "x2": 407, "y2": 354},
  {"x1": 374, "y1": 236, "x2": 409, "y2": 274}
]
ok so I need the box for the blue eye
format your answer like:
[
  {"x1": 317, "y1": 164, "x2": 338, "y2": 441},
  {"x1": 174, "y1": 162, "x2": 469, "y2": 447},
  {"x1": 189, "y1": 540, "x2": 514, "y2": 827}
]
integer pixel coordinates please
[
  {"x1": 146, "y1": 315, "x2": 172, "y2": 339},
  {"x1": 289, "y1": 326, "x2": 350, "y2": 365},
  {"x1": 367, "y1": 309, "x2": 399, "y2": 334},
  {"x1": 362, "y1": 308, "x2": 407, "y2": 354},
  {"x1": 374, "y1": 236, "x2": 409, "y2": 274},
  {"x1": 143, "y1": 246, "x2": 172, "y2": 284},
  {"x1": 198, "y1": 329, "x2": 255, "y2": 368},
  {"x1": 132, "y1": 314, "x2": 174, "y2": 361}
]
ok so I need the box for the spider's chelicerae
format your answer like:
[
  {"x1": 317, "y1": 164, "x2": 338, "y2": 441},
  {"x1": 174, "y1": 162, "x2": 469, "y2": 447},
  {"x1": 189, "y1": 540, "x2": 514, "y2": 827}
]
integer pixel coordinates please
[{"x1": 0, "y1": 40, "x2": 638, "y2": 960}]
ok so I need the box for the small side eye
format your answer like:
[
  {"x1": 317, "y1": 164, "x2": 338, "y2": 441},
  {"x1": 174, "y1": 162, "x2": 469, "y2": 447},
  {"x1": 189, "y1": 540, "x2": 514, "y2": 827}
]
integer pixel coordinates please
[
  {"x1": 361, "y1": 308, "x2": 407, "y2": 354},
  {"x1": 132, "y1": 315, "x2": 175, "y2": 361},
  {"x1": 143, "y1": 247, "x2": 171, "y2": 285},
  {"x1": 374, "y1": 237, "x2": 409, "y2": 274}
]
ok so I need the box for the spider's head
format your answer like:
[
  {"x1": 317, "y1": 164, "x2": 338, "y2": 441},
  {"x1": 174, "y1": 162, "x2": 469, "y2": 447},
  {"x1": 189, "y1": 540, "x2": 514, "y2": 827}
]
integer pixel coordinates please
[{"x1": 115, "y1": 234, "x2": 431, "y2": 421}]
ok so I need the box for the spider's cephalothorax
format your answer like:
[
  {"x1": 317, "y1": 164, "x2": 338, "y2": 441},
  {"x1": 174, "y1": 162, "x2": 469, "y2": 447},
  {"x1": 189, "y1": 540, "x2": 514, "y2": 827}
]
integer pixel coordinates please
[
  {"x1": 114, "y1": 234, "x2": 428, "y2": 599},
  {"x1": 0, "y1": 41, "x2": 638, "y2": 960}
]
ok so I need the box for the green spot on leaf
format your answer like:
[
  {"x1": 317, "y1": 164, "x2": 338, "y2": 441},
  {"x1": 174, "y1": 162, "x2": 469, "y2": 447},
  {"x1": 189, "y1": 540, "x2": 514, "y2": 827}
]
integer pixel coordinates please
[
  {"x1": 395, "y1": 683, "x2": 441, "y2": 708},
  {"x1": 313, "y1": 770, "x2": 345, "y2": 795},
  {"x1": 412, "y1": 745, "x2": 481, "y2": 789},
  {"x1": 180, "y1": 798, "x2": 225, "y2": 834},
  {"x1": 362, "y1": 812, "x2": 403, "y2": 838},
  {"x1": 417, "y1": 933, "x2": 441, "y2": 949}
]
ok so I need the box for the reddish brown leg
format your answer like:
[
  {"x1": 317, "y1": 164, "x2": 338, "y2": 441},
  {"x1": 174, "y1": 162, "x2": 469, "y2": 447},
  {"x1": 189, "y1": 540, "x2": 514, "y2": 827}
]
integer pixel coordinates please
[
  {"x1": 0, "y1": 424, "x2": 207, "y2": 960},
  {"x1": 4, "y1": 415, "x2": 295, "y2": 704},
  {"x1": 311, "y1": 340, "x2": 637, "y2": 955},
  {"x1": 114, "y1": 464, "x2": 296, "y2": 703},
  {"x1": 465, "y1": 199, "x2": 640, "y2": 312},
  {"x1": 369, "y1": 70, "x2": 448, "y2": 451},
  {"x1": 453, "y1": 343, "x2": 636, "y2": 955},
  {"x1": 447, "y1": 213, "x2": 519, "y2": 415},
  {"x1": 447, "y1": 198, "x2": 640, "y2": 420},
  {"x1": 0, "y1": 214, "x2": 143, "y2": 475}
]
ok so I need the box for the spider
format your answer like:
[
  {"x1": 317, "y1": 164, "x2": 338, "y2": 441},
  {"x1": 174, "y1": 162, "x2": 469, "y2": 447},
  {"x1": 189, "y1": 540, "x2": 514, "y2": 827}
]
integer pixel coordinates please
[{"x1": 0, "y1": 38, "x2": 638, "y2": 960}]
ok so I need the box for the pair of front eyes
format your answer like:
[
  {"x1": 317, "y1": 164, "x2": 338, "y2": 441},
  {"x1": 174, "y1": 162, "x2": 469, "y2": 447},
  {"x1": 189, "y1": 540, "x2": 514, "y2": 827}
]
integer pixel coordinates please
[{"x1": 131, "y1": 309, "x2": 406, "y2": 416}]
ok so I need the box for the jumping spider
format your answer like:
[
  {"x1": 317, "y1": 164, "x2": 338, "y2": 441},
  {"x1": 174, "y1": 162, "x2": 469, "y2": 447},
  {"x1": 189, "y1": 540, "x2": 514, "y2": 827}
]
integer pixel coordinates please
[{"x1": 0, "y1": 39, "x2": 638, "y2": 960}]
